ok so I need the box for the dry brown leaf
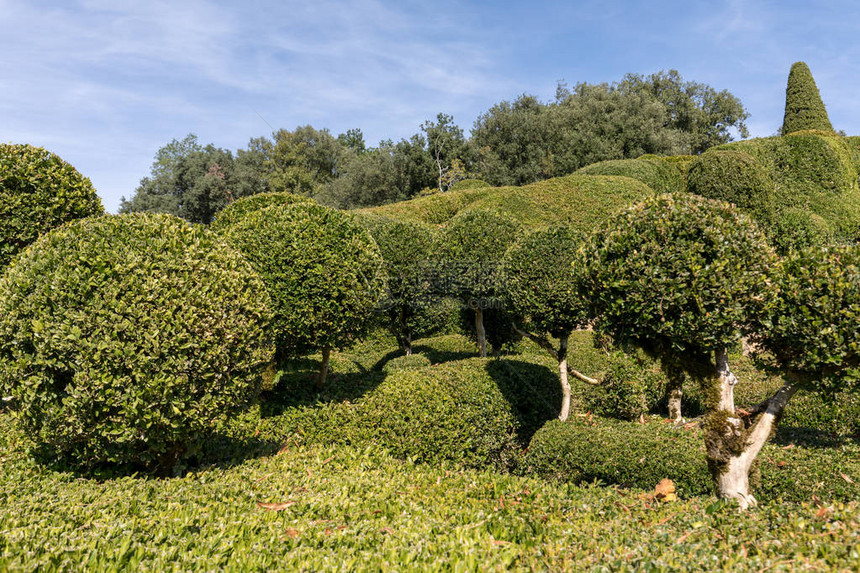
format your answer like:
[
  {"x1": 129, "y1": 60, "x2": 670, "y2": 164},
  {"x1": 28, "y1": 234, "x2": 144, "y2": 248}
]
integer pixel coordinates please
[
  {"x1": 257, "y1": 501, "x2": 295, "y2": 511},
  {"x1": 285, "y1": 528, "x2": 299, "y2": 538},
  {"x1": 655, "y1": 479, "x2": 676, "y2": 499},
  {"x1": 839, "y1": 472, "x2": 854, "y2": 484}
]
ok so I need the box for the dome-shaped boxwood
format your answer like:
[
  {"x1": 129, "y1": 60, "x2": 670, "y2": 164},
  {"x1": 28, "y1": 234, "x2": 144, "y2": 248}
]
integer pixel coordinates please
[
  {"x1": 216, "y1": 202, "x2": 386, "y2": 385},
  {"x1": 0, "y1": 143, "x2": 104, "y2": 268},
  {"x1": 0, "y1": 214, "x2": 275, "y2": 470},
  {"x1": 208, "y1": 191, "x2": 312, "y2": 233},
  {"x1": 686, "y1": 150, "x2": 774, "y2": 220}
]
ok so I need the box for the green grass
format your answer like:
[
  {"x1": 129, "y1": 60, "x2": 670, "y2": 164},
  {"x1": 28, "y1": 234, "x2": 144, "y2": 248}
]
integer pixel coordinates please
[{"x1": 1, "y1": 332, "x2": 859, "y2": 571}]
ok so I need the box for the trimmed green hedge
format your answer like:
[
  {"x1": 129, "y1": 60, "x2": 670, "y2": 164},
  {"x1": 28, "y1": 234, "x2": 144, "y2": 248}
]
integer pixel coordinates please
[
  {"x1": 381, "y1": 354, "x2": 431, "y2": 373},
  {"x1": 216, "y1": 202, "x2": 386, "y2": 358},
  {"x1": 576, "y1": 157, "x2": 685, "y2": 193},
  {"x1": 782, "y1": 61, "x2": 834, "y2": 135},
  {"x1": 691, "y1": 133, "x2": 860, "y2": 246},
  {"x1": 358, "y1": 174, "x2": 653, "y2": 232},
  {"x1": 0, "y1": 214, "x2": 275, "y2": 470},
  {"x1": 449, "y1": 178, "x2": 491, "y2": 191},
  {"x1": 0, "y1": 144, "x2": 104, "y2": 268},
  {"x1": 686, "y1": 150, "x2": 774, "y2": 220},
  {"x1": 209, "y1": 191, "x2": 312, "y2": 232},
  {"x1": 522, "y1": 418, "x2": 860, "y2": 502}
]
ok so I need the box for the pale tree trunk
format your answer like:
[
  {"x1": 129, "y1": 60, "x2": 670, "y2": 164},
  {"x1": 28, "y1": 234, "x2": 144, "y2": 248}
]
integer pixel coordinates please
[
  {"x1": 316, "y1": 346, "x2": 331, "y2": 389},
  {"x1": 558, "y1": 333, "x2": 571, "y2": 421},
  {"x1": 475, "y1": 307, "x2": 487, "y2": 358},
  {"x1": 666, "y1": 370, "x2": 684, "y2": 421},
  {"x1": 705, "y1": 348, "x2": 799, "y2": 510}
]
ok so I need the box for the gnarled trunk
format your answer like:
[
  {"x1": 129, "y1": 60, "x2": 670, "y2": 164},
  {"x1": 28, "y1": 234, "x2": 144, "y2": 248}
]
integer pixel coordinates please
[
  {"x1": 475, "y1": 307, "x2": 487, "y2": 358},
  {"x1": 705, "y1": 349, "x2": 798, "y2": 510},
  {"x1": 558, "y1": 334, "x2": 571, "y2": 421}
]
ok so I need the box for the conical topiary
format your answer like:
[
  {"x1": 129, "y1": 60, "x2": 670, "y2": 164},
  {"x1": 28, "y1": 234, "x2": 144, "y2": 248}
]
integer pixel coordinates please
[{"x1": 781, "y1": 61, "x2": 834, "y2": 135}]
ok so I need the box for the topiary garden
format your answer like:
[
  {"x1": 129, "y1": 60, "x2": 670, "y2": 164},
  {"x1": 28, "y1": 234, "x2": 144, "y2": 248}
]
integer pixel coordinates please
[{"x1": 2, "y1": 60, "x2": 860, "y2": 567}]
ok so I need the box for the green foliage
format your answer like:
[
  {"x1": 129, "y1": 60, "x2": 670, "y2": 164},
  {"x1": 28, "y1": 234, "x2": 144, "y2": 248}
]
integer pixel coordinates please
[
  {"x1": 360, "y1": 173, "x2": 653, "y2": 232},
  {"x1": 686, "y1": 150, "x2": 774, "y2": 219},
  {"x1": 696, "y1": 133, "x2": 860, "y2": 247},
  {"x1": 449, "y1": 178, "x2": 490, "y2": 191},
  {"x1": 472, "y1": 71, "x2": 748, "y2": 186},
  {"x1": 581, "y1": 352, "x2": 667, "y2": 421},
  {"x1": 119, "y1": 134, "x2": 269, "y2": 224},
  {"x1": 435, "y1": 209, "x2": 521, "y2": 302},
  {"x1": 0, "y1": 214, "x2": 274, "y2": 469},
  {"x1": 0, "y1": 143, "x2": 104, "y2": 268},
  {"x1": 781, "y1": 391, "x2": 860, "y2": 437},
  {"x1": 355, "y1": 360, "x2": 522, "y2": 470},
  {"x1": 576, "y1": 157, "x2": 685, "y2": 193},
  {"x1": 208, "y1": 191, "x2": 312, "y2": 232},
  {"x1": 769, "y1": 207, "x2": 833, "y2": 254},
  {"x1": 2, "y1": 408, "x2": 857, "y2": 573},
  {"x1": 757, "y1": 245, "x2": 860, "y2": 394},
  {"x1": 782, "y1": 62, "x2": 834, "y2": 135},
  {"x1": 582, "y1": 193, "x2": 776, "y2": 374},
  {"x1": 381, "y1": 354, "x2": 431, "y2": 373},
  {"x1": 522, "y1": 418, "x2": 859, "y2": 503},
  {"x1": 216, "y1": 202, "x2": 386, "y2": 358},
  {"x1": 502, "y1": 226, "x2": 589, "y2": 337}
]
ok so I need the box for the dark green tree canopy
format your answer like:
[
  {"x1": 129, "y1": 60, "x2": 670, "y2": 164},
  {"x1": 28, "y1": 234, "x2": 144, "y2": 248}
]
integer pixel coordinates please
[
  {"x1": 781, "y1": 62, "x2": 834, "y2": 135},
  {"x1": 582, "y1": 193, "x2": 776, "y2": 372},
  {"x1": 502, "y1": 226, "x2": 589, "y2": 337},
  {"x1": 120, "y1": 134, "x2": 268, "y2": 224},
  {"x1": 0, "y1": 143, "x2": 104, "y2": 268},
  {"x1": 756, "y1": 245, "x2": 860, "y2": 394},
  {"x1": 215, "y1": 202, "x2": 386, "y2": 358}
]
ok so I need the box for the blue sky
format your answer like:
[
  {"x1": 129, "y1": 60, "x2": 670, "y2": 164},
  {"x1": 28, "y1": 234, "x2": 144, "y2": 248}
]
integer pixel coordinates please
[{"x1": 3, "y1": 0, "x2": 860, "y2": 212}]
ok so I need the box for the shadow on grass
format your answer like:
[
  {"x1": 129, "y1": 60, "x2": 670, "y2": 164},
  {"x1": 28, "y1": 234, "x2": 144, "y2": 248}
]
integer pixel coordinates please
[{"x1": 772, "y1": 425, "x2": 860, "y2": 449}]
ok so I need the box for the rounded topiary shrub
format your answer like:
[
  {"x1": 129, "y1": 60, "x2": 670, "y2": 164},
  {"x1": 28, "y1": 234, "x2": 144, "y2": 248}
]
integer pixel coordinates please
[
  {"x1": 0, "y1": 143, "x2": 104, "y2": 268},
  {"x1": 769, "y1": 207, "x2": 833, "y2": 254},
  {"x1": 0, "y1": 214, "x2": 275, "y2": 470},
  {"x1": 357, "y1": 359, "x2": 523, "y2": 470},
  {"x1": 216, "y1": 202, "x2": 386, "y2": 381},
  {"x1": 208, "y1": 191, "x2": 312, "y2": 233},
  {"x1": 581, "y1": 352, "x2": 666, "y2": 421},
  {"x1": 686, "y1": 150, "x2": 774, "y2": 219},
  {"x1": 576, "y1": 158, "x2": 685, "y2": 193}
]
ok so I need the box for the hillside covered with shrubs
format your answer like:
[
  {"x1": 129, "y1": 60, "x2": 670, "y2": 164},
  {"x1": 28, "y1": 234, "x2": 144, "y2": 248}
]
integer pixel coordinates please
[{"x1": 1, "y1": 61, "x2": 859, "y2": 569}]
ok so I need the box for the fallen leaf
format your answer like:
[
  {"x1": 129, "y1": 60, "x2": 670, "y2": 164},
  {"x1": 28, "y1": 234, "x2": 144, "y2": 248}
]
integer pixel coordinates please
[
  {"x1": 655, "y1": 479, "x2": 676, "y2": 501},
  {"x1": 285, "y1": 528, "x2": 299, "y2": 538},
  {"x1": 839, "y1": 473, "x2": 854, "y2": 484},
  {"x1": 380, "y1": 527, "x2": 394, "y2": 535},
  {"x1": 777, "y1": 461, "x2": 787, "y2": 468},
  {"x1": 491, "y1": 540, "x2": 512, "y2": 546},
  {"x1": 258, "y1": 501, "x2": 295, "y2": 511}
]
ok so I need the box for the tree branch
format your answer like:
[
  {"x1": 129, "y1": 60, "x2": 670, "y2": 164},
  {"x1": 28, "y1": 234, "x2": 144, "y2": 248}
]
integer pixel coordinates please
[{"x1": 513, "y1": 324, "x2": 601, "y2": 385}]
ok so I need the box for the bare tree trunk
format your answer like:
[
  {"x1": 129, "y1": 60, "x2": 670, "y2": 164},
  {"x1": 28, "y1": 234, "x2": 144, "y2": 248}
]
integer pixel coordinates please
[
  {"x1": 705, "y1": 348, "x2": 798, "y2": 510},
  {"x1": 475, "y1": 307, "x2": 487, "y2": 358},
  {"x1": 558, "y1": 333, "x2": 571, "y2": 421},
  {"x1": 316, "y1": 346, "x2": 331, "y2": 389}
]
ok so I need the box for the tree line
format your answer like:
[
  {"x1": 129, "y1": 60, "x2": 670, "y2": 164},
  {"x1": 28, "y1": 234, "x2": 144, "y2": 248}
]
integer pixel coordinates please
[{"x1": 120, "y1": 70, "x2": 748, "y2": 221}]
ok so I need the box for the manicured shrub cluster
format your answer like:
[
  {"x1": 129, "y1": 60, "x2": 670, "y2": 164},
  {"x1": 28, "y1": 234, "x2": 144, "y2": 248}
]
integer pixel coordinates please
[
  {"x1": 781, "y1": 61, "x2": 834, "y2": 135},
  {"x1": 0, "y1": 144, "x2": 104, "y2": 268},
  {"x1": 355, "y1": 359, "x2": 549, "y2": 470},
  {"x1": 208, "y1": 191, "x2": 312, "y2": 232},
  {"x1": 359, "y1": 173, "x2": 653, "y2": 232},
  {"x1": 575, "y1": 157, "x2": 685, "y2": 193},
  {"x1": 0, "y1": 214, "x2": 275, "y2": 470},
  {"x1": 582, "y1": 193, "x2": 775, "y2": 366},
  {"x1": 522, "y1": 418, "x2": 859, "y2": 503},
  {"x1": 768, "y1": 207, "x2": 833, "y2": 254},
  {"x1": 781, "y1": 391, "x2": 860, "y2": 437},
  {"x1": 216, "y1": 202, "x2": 386, "y2": 383},
  {"x1": 686, "y1": 150, "x2": 774, "y2": 219}
]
